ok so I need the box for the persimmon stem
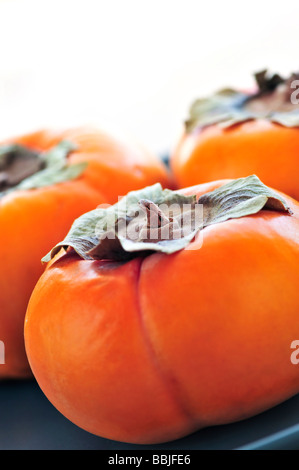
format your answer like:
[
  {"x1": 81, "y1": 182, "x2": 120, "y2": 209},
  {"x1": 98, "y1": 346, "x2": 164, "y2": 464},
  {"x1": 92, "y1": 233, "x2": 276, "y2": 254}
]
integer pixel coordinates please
[
  {"x1": 42, "y1": 177, "x2": 292, "y2": 264},
  {"x1": 138, "y1": 199, "x2": 171, "y2": 228},
  {"x1": 0, "y1": 145, "x2": 44, "y2": 191}
]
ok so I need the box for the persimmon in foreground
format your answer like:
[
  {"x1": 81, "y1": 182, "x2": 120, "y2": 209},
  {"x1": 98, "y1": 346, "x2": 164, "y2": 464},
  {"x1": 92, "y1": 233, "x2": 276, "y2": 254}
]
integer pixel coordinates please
[
  {"x1": 25, "y1": 176, "x2": 299, "y2": 444},
  {"x1": 171, "y1": 69, "x2": 299, "y2": 200},
  {"x1": 0, "y1": 127, "x2": 170, "y2": 379}
]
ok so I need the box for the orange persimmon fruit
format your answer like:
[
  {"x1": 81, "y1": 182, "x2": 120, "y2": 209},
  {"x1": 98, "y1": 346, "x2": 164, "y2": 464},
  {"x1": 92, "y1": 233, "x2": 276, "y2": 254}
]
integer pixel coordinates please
[
  {"x1": 0, "y1": 126, "x2": 170, "y2": 379},
  {"x1": 171, "y1": 69, "x2": 299, "y2": 200},
  {"x1": 24, "y1": 175, "x2": 299, "y2": 444}
]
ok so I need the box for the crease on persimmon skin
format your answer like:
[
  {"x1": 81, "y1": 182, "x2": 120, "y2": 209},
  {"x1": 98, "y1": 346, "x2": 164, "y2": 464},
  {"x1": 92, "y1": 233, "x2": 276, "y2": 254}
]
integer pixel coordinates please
[
  {"x1": 0, "y1": 125, "x2": 173, "y2": 380},
  {"x1": 133, "y1": 255, "x2": 201, "y2": 432},
  {"x1": 25, "y1": 252, "x2": 197, "y2": 444},
  {"x1": 24, "y1": 179, "x2": 299, "y2": 442},
  {"x1": 92, "y1": 255, "x2": 200, "y2": 438},
  {"x1": 137, "y1": 211, "x2": 299, "y2": 428}
]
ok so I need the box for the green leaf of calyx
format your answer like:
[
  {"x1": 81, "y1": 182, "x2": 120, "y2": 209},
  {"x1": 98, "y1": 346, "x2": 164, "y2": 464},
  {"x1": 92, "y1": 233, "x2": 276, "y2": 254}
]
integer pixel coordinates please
[
  {"x1": 186, "y1": 69, "x2": 299, "y2": 132},
  {"x1": 0, "y1": 140, "x2": 87, "y2": 196},
  {"x1": 0, "y1": 144, "x2": 44, "y2": 190},
  {"x1": 197, "y1": 174, "x2": 292, "y2": 228},
  {"x1": 42, "y1": 183, "x2": 198, "y2": 262},
  {"x1": 42, "y1": 175, "x2": 292, "y2": 264}
]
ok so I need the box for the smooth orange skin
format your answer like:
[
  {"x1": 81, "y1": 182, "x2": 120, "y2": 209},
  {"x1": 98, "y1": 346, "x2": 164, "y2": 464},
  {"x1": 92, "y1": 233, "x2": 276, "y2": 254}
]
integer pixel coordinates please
[
  {"x1": 171, "y1": 119, "x2": 299, "y2": 200},
  {"x1": 24, "y1": 180, "x2": 299, "y2": 444},
  {"x1": 0, "y1": 127, "x2": 171, "y2": 379},
  {"x1": 15, "y1": 127, "x2": 172, "y2": 202}
]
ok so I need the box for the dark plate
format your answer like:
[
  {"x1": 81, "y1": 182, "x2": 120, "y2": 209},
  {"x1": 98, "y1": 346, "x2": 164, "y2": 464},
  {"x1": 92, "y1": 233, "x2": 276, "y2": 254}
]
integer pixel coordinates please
[{"x1": 0, "y1": 378, "x2": 298, "y2": 450}]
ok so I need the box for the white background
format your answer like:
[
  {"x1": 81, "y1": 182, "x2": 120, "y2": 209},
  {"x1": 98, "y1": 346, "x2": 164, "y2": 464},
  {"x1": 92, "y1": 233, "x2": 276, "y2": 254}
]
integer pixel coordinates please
[{"x1": 0, "y1": 0, "x2": 298, "y2": 156}]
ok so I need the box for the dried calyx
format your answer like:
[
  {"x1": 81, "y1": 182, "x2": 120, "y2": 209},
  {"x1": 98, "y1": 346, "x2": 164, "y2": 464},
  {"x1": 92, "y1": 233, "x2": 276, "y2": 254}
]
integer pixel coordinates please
[
  {"x1": 42, "y1": 175, "x2": 292, "y2": 263},
  {"x1": 0, "y1": 140, "x2": 87, "y2": 196},
  {"x1": 0, "y1": 145, "x2": 43, "y2": 191},
  {"x1": 186, "y1": 69, "x2": 299, "y2": 132},
  {"x1": 246, "y1": 70, "x2": 299, "y2": 113}
]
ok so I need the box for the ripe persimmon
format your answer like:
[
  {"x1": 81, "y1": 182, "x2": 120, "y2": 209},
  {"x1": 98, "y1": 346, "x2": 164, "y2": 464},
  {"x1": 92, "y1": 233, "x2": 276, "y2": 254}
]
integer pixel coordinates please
[
  {"x1": 171, "y1": 69, "x2": 299, "y2": 200},
  {"x1": 0, "y1": 127, "x2": 170, "y2": 379},
  {"x1": 24, "y1": 176, "x2": 299, "y2": 444}
]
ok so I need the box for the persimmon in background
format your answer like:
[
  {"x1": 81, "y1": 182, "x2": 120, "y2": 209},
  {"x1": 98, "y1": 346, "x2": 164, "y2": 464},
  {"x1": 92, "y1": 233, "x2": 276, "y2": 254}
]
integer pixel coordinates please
[
  {"x1": 0, "y1": 127, "x2": 170, "y2": 379},
  {"x1": 24, "y1": 176, "x2": 299, "y2": 444},
  {"x1": 171, "y1": 70, "x2": 299, "y2": 200}
]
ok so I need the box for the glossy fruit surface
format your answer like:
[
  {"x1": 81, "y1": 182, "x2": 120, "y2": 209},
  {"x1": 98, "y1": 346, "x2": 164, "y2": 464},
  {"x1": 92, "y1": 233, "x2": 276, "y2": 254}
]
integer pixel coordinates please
[
  {"x1": 171, "y1": 119, "x2": 299, "y2": 200},
  {"x1": 24, "y1": 178, "x2": 299, "y2": 443},
  {"x1": 0, "y1": 127, "x2": 170, "y2": 378},
  {"x1": 171, "y1": 70, "x2": 299, "y2": 200}
]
